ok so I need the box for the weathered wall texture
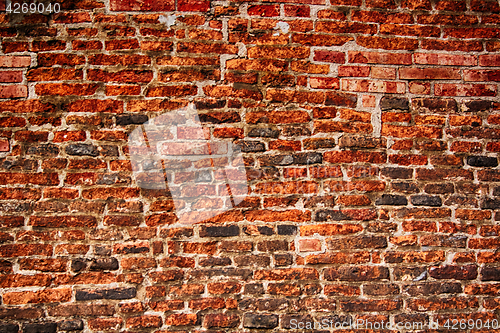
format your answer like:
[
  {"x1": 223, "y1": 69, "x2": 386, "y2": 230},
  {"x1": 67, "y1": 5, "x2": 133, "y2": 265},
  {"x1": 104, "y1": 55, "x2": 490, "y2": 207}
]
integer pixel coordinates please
[{"x1": 1, "y1": 0, "x2": 500, "y2": 331}]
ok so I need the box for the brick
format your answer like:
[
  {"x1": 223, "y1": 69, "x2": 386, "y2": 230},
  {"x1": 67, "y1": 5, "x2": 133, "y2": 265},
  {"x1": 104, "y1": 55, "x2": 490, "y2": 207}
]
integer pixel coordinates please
[
  {"x1": 0, "y1": 56, "x2": 31, "y2": 67},
  {"x1": 76, "y1": 287, "x2": 136, "y2": 300},
  {"x1": 385, "y1": 250, "x2": 445, "y2": 263},
  {"x1": 445, "y1": 27, "x2": 500, "y2": 39},
  {"x1": 285, "y1": 5, "x2": 310, "y2": 17},
  {"x1": 327, "y1": 236, "x2": 387, "y2": 250},
  {"x1": 380, "y1": 24, "x2": 440, "y2": 37},
  {"x1": 248, "y1": 5, "x2": 279, "y2": 16},
  {"x1": 325, "y1": 266, "x2": 389, "y2": 281},
  {"x1": 313, "y1": 50, "x2": 345, "y2": 63},
  {"x1": 35, "y1": 84, "x2": 98, "y2": 96},
  {"x1": 417, "y1": 14, "x2": 479, "y2": 25},
  {"x1": 291, "y1": 61, "x2": 329, "y2": 74},
  {"x1": 349, "y1": 51, "x2": 412, "y2": 65},
  {"x1": 110, "y1": 0, "x2": 174, "y2": 11},
  {"x1": 0, "y1": 71, "x2": 22, "y2": 83},
  {"x1": 178, "y1": 42, "x2": 238, "y2": 54},
  {"x1": 338, "y1": 66, "x2": 370, "y2": 77},
  {"x1": 382, "y1": 124, "x2": 442, "y2": 138},
  {"x1": 407, "y1": 297, "x2": 478, "y2": 311},
  {"x1": 3, "y1": 288, "x2": 71, "y2": 305},
  {"x1": 435, "y1": 83, "x2": 497, "y2": 96},
  {"x1": 254, "y1": 268, "x2": 318, "y2": 280},
  {"x1": 203, "y1": 313, "x2": 239, "y2": 328},
  {"x1": 22, "y1": 323, "x2": 56, "y2": 333},
  {"x1": 88, "y1": 69, "x2": 153, "y2": 83},
  {"x1": 402, "y1": 0, "x2": 432, "y2": 9},
  {"x1": 243, "y1": 314, "x2": 277, "y2": 329},
  {"x1": 316, "y1": 22, "x2": 377, "y2": 35},
  {"x1": 0, "y1": 85, "x2": 27, "y2": 98},
  {"x1": 300, "y1": 224, "x2": 363, "y2": 236},
  {"x1": 324, "y1": 151, "x2": 386, "y2": 164},
  {"x1": 126, "y1": 315, "x2": 162, "y2": 329},
  {"x1": 414, "y1": 53, "x2": 477, "y2": 66},
  {"x1": 342, "y1": 79, "x2": 405, "y2": 94},
  {"x1": 429, "y1": 265, "x2": 478, "y2": 280},
  {"x1": 356, "y1": 36, "x2": 419, "y2": 50},
  {"x1": 371, "y1": 67, "x2": 396, "y2": 79},
  {"x1": 352, "y1": 10, "x2": 412, "y2": 23},
  {"x1": 399, "y1": 68, "x2": 461, "y2": 80},
  {"x1": 467, "y1": 156, "x2": 498, "y2": 167},
  {"x1": 248, "y1": 46, "x2": 309, "y2": 59}
]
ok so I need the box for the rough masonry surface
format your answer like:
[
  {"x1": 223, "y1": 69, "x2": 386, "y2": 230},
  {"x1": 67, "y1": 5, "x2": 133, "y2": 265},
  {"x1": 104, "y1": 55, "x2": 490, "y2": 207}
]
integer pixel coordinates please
[{"x1": 0, "y1": 0, "x2": 500, "y2": 331}]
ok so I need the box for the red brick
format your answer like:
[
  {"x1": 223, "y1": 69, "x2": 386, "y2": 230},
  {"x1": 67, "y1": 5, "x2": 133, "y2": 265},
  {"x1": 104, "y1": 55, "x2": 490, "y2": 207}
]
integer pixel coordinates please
[
  {"x1": 110, "y1": 0, "x2": 174, "y2": 11},
  {"x1": 0, "y1": 139, "x2": 10, "y2": 152},
  {"x1": 298, "y1": 239, "x2": 321, "y2": 252},
  {"x1": 471, "y1": 0, "x2": 500, "y2": 12},
  {"x1": 324, "y1": 151, "x2": 386, "y2": 164},
  {"x1": 409, "y1": 81, "x2": 431, "y2": 94},
  {"x1": 285, "y1": 5, "x2": 310, "y2": 17},
  {"x1": 435, "y1": 0, "x2": 467, "y2": 11},
  {"x1": 126, "y1": 315, "x2": 162, "y2": 329},
  {"x1": 291, "y1": 61, "x2": 329, "y2": 74},
  {"x1": 309, "y1": 77, "x2": 339, "y2": 89},
  {"x1": 245, "y1": 210, "x2": 311, "y2": 222},
  {"x1": 402, "y1": 0, "x2": 432, "y2": 9},
  {"x1": 88, "y1": 318, "x2": 122, "y2": 331},
  {"x1": 339, "y1": 66, "x2": 370, "y2": 77},
  {"x1": 35, "y1": 83, "x2": 98, "y2": 96},
  {"x1": 64, "y1": 99, "x2": 123, "y2": 114},
  {"x1": 247, "y1": 110, "x2": 310, "y2": 124},
  {"x1": 0, "y1": 56, "x2": 31, "y2": 67},
  {"x1": 3, "y1": 288, "x2": 71, "y2": 305},
  {"x1": 178, "y1": 0, "x2": 210, "y2": 12},
  {"x1": 479, "y1": 54, "x2": 500, "y2": 67},
  {"x1": 349, "y1": 51, "x2": 412, "y2": 65},
  {"x1": 415, "y1": 53, "x2": 477, "y2": 66},
  {"x1": 400, "y1": 68, "x2": 461, "y2": 80},
  {"x1": 407, "y1": 297, "x2": 478, "y2": 311},
  {"x1": 418, "y1": 14, "x2": 479, "y2": 25},
  {"x1": 445, "y1": 27, "x2": 500, "y2": 39},
  {"x1": 421, "y1": 39, "x2": 483, "y2": 52},
  {"x1": 316, "y1": 22, "x2": 377, "y2": 35},
  {"x1": 0, "y1": 71, "x2": 22, "y2": 83},
  {"x1": 372, "y1": 67, "x2": 396, "y2": 80},
  {"x1": 352, "y1": 10, "x2": 413, "y2": 23},
  {"x1": 248, "y1": 5, "x2": 280, "y2": 16},
  {"x1": 106, "y1": 85, "x2": 141, "y2": 96},
  {"x1": 435, "y1": 84, "x2": 497, "y2": 96},
  {"x1": 248, "y1": 46, "x2": 309, "y2": 59},
  {"x1": 342, "y1": 79, "x2": 405, "y2": 94},
  {"x1": 0, "y1": 116, "x2": 25, "y2": 127},
  {"x1": 313, "y1": 50, "x2": 345, "y2": 63},
  {"x1": 88, "y1": 69, "x2": 153, "y2": 83},
  {"x1": 300, "y1": 223, "x2": 363, "y2": 236},
  {"x1": 381, "y1": 24, "x2": 440, "y2": 37},
  {"x1": 82, "y1": 188, "x2": 139, "y2": 200},
  {"x1": 254, "y1": 268, "x2": 319, "y2": 280},
  {"x1": 178, "y1": 42, "x2": 238, "y2": 54},
  {"x1": 356, "y1": 36, "x2": 419, "y2": 50},
  {"x1": 389, "y1": 154, "x2": 428, "y2": 166},
  {"x1": 0, "y1": 85, "x2": 27, "y2": 98},
  {"x1": 164, "y1": 314, "x2": 197, "y2": 326},
  {"x1": 2, "y1": 42, "x2": 29, "y2": 53}
]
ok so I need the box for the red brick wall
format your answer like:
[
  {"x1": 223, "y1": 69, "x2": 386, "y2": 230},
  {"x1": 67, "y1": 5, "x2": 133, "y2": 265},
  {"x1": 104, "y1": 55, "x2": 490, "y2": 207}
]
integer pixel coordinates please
[{"x1": 1, "y1": 0, "x2": 500, "y2": 331}]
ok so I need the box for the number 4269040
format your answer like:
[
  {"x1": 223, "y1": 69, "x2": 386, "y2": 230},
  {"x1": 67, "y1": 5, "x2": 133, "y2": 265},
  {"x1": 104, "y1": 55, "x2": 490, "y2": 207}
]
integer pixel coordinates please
[{"x1": 6, "y1": 2, "x2": 61, "y2": 14}]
